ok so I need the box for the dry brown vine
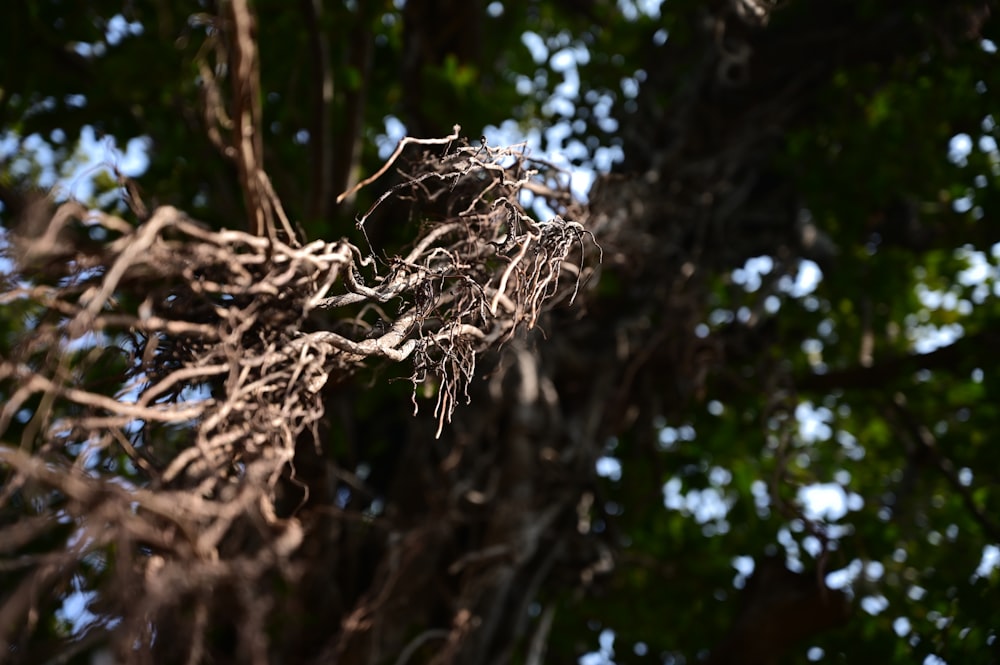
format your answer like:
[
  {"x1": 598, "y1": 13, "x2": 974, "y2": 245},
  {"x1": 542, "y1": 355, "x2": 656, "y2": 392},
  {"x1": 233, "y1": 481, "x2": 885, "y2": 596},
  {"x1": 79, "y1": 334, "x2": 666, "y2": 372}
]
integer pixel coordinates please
[{"x1": 0, "y1": 132, "x2": 596, "y2": 661}]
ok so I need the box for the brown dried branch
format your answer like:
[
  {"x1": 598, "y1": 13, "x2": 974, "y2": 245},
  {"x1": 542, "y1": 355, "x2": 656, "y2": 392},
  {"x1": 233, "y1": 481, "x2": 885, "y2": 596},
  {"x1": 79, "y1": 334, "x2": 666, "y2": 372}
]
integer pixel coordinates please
[
  {"x1": 190, "y1": 1, "x2": 296, "y2": 242},
  {"x1": 0, "y1": 129, "x2": 595, "y2": 662},
  {"x1": 338, "y1": 124, "x2": 462, "y2": 205},
  {"x1": 227, "y1": 0, "x2": 268, "y2": 237}
]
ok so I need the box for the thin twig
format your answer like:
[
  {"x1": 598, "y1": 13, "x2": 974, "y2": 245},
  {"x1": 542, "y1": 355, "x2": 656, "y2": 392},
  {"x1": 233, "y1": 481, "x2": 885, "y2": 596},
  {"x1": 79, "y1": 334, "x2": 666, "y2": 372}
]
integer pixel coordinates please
[{"x1": 336, "y1": 124, "x2": 461, "y2": 204}]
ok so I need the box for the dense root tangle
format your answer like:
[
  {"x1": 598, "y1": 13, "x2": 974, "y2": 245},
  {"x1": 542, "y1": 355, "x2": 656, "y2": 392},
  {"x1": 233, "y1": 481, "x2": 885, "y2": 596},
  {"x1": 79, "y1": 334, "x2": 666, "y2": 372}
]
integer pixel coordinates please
[{"x1": 0, "y1": 132, "x2": 595, "y2": 661}]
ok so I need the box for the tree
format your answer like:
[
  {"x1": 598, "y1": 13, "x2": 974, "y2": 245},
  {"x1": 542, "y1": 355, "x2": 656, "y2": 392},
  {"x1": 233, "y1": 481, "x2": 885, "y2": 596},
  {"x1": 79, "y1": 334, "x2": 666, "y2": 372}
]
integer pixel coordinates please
[{"x1": 1, "y1": 1, "x2": 998, "y2": 663}]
